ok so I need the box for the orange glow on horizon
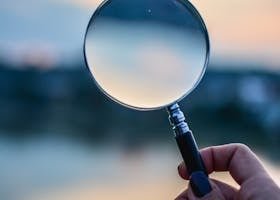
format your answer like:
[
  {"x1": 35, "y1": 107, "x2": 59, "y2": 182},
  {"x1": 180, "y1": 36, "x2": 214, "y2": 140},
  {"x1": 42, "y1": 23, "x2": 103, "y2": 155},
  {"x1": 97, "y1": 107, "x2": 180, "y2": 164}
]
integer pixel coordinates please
[{"x1": 68, "y1": 0, "x2": 280, "y2": 68}]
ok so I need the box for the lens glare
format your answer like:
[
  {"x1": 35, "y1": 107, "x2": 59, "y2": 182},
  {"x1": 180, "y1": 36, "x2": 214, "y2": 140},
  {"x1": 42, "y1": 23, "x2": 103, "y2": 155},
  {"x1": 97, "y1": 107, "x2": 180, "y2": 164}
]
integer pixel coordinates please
[{"x1": 84, "y1": 0, "x2": 209, "y2": 110}]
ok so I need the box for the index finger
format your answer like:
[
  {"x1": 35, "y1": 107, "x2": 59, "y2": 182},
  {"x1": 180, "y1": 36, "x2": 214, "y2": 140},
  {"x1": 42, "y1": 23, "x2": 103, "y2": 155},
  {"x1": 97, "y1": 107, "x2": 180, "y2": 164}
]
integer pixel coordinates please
[{"x1": 178, "y1": 143, "x2": 267, "y2": 185}]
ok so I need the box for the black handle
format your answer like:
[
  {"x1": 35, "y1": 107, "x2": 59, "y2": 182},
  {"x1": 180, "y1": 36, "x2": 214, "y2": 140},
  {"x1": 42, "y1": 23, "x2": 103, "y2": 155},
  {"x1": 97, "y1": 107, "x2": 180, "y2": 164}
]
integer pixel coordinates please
[
  {"x1": 175, "y1": 131, "x2": 206, "y2": 174},
  {"x1": 167, "y1": 103, "x2": 212, "y2": 197}
]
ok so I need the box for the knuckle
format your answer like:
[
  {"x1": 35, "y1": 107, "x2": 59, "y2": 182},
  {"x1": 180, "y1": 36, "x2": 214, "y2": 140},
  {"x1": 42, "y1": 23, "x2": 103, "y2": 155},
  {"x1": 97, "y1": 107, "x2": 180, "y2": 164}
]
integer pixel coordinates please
[{"x1": 234, "y1": 143, "x2": 251, "y2": 153}]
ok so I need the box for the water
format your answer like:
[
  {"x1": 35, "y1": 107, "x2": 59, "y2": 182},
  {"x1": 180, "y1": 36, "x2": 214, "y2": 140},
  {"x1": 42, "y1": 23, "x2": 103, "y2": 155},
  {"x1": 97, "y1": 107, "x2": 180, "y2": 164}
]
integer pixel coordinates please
[
  {"x1": 84, "y1": 0, "x2": 209, "y2": 110},
  {"x1": 0, "y1": 136, "x2": 278, "y2": 200}
]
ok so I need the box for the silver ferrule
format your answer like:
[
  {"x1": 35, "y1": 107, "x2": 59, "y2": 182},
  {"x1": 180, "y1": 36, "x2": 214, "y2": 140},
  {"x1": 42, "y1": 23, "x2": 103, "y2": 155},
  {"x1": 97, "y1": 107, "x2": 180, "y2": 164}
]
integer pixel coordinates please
[{"x1": 167, "y1": 103, "x2": 191, "y2": 136}]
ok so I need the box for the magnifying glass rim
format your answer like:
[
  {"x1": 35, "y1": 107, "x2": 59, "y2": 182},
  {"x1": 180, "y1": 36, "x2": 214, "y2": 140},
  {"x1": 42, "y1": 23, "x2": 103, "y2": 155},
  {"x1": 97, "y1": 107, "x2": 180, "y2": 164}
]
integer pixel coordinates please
[{"x1": 83, "y1": 0, "x2": 210, "y2": 111}]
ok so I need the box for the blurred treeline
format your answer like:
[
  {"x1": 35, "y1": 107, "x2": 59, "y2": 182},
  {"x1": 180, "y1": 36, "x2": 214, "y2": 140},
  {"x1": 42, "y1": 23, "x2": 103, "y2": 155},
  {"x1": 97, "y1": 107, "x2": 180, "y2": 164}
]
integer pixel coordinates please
[{"x1": 0, "y1": 60, "x2": 279, "y2": 158}]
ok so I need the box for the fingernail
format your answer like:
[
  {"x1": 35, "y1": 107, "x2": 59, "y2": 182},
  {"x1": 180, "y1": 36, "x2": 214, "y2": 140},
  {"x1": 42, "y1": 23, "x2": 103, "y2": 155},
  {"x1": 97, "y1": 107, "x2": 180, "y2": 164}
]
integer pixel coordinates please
[
  {"x1": 190, "y1": 171, "x2": 212, "y2": 198},
  {"x1": 177, "y1": 165, "x2": 182, "y2": 176},
  {"x1": 177, "y1": 164, "x2": 181, "y2": 171}
]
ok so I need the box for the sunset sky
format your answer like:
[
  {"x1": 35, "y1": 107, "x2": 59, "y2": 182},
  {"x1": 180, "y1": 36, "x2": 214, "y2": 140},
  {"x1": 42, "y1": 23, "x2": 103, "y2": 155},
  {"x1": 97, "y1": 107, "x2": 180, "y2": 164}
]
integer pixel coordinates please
[{"x1": 0, "y1": 0, "x2": 279, "y2": 70}]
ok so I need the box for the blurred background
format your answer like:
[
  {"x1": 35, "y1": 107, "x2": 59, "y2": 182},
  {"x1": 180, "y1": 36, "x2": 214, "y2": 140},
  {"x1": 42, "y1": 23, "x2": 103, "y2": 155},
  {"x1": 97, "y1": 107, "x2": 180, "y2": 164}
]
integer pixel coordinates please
[{"x1": 0, "y1": 0, "x2": 279, "y2": 199}]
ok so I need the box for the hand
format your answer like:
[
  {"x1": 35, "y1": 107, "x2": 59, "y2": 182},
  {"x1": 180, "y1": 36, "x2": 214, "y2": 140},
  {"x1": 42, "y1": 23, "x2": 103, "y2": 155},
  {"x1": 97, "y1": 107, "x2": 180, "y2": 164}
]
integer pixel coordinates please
[{"x1": 176, "y1": 143, "x2": 280, "y2": 200}]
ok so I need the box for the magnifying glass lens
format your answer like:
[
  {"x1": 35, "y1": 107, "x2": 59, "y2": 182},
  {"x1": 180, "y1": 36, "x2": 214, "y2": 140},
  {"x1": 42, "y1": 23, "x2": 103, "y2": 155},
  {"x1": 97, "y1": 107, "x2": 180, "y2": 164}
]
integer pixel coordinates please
[{"x1": 84, "y1": 0, "x2": 209, "y2": 110}]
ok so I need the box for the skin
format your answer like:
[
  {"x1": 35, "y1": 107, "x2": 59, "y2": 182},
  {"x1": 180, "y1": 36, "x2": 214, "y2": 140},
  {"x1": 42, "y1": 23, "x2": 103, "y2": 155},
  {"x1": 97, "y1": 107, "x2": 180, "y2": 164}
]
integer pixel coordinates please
[{"x1": 176, "y1": 143, "x2": 280, "y2": 200}]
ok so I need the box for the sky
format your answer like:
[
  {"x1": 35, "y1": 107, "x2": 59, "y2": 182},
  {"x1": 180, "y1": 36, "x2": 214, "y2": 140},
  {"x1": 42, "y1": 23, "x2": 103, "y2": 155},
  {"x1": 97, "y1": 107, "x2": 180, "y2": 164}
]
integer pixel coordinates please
[{"x1": 0, "y1": 0, "x2": 279, "y2": 70}]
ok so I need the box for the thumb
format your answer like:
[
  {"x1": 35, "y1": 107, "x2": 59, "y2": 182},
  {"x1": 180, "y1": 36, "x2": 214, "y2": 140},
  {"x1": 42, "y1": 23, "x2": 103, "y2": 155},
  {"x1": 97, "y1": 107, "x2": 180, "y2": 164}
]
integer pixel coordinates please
[
  {"x1": 189, "y1": 181, "x2": 226, "y2": 200},
  {"x1": 176, "y1": 180, "x2": 226, "y2": 200}
]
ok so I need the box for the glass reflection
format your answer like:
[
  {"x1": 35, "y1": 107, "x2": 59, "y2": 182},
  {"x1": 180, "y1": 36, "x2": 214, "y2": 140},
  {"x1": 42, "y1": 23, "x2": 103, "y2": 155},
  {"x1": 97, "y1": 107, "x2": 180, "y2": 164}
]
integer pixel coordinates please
[{"x1": 84, "y1": 0, "x2": 209, "y2": 110}]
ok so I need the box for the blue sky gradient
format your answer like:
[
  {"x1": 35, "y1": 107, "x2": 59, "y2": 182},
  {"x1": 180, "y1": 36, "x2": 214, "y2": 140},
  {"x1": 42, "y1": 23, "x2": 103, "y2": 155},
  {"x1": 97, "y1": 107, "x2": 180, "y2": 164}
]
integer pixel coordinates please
[{"x1": 0, "y1": 0, "x2": 279, "y2": 70}]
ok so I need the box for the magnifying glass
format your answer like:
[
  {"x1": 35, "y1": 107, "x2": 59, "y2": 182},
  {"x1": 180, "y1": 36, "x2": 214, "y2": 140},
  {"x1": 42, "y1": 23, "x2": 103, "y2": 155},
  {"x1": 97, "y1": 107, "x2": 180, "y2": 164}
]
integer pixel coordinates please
[{"x1": 84, "y1": 0, "x2": 211, "y2": 197}]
